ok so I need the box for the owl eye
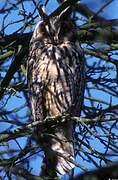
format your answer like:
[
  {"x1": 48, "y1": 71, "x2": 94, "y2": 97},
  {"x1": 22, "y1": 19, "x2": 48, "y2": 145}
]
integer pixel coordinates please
[
  {"x1": 40, "y1": 24, "x2": 46, "y2": 33},
  {"x1": 58, "y1": 23, "x2": 68, "y2": 38},
  {"x1": 38, "y1": 23, "x2": 48, "y2": 37}
]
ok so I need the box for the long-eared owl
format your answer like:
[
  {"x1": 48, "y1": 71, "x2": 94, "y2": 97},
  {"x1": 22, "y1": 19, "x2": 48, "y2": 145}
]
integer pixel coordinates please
[{"x1": 28, "y1": 5, "x2": 85, "y2": 178}]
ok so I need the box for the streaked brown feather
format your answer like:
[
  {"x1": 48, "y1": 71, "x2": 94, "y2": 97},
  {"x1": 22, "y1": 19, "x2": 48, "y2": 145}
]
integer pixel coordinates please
[{"x1": 28, "y1": 13, "x2": 85, "y2": 177}]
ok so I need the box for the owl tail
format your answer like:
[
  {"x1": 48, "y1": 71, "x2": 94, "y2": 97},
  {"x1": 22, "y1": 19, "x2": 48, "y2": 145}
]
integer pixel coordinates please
[{"x1": 40, "y1": 121, "x2": 75, "y2": 177}]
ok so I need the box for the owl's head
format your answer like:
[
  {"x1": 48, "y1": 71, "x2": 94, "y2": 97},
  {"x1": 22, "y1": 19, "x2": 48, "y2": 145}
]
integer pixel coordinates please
[{"x1": 31, "y1": 6, "x2": 77, "y2": 45}]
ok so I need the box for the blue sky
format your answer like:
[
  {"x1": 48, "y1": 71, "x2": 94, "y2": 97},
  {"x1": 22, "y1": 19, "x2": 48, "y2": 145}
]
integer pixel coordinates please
[
  {"x1": 82, "y1": 0, "x2": 118, "y2": 19},
  {"x1": 0, "y1": 0, "x2": 118, "y2": 34}
]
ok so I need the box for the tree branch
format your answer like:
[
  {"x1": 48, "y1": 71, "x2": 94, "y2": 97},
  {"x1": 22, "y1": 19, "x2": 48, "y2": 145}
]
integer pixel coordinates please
[
  {"x1": 0, "y1": 115, "x2": 117, "y2": 144},
  {"x1": 0, "y1": 47, "x2": 28, "y2": 99},
  {"x1": 75, "y1": 163, "x2": 118, "y2": 180}
]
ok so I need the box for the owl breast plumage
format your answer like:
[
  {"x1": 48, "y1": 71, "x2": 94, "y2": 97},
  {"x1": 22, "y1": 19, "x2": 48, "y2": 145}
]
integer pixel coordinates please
[
  {"x1": 28, "y1": 9, "x2": 85, "y2": 177},
  {"x1": 29, "y1": 36, "x2": 85, "y2": 120}
]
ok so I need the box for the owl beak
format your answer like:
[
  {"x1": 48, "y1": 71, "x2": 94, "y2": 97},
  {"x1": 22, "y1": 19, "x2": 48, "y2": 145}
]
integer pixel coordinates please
[{"x1": 53, "y1": 36, "x2": 59, "y2": 44}]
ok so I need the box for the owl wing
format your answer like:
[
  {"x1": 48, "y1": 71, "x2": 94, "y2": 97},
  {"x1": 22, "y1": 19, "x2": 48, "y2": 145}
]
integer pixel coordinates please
[
  {"x1": 73, "y1": 43, "x2": 86, "y2": 116},
  {"x1": 28, "y1": 42, "x2": 45, "y2": 123}
]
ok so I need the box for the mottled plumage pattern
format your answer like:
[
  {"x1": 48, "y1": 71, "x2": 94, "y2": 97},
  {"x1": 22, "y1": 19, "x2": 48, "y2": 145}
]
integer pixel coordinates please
[{"x1": 28, "y1": 9, "x2": 85, "y2": 177}]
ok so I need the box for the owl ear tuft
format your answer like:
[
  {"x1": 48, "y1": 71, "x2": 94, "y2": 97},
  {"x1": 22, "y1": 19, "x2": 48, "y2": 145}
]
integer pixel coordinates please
[
  {"x1": 58, "y1": 6, "x2": 72, "y2": 20},
  {"x1": 39, "y1": 5, "x2": 48, "y2": 23}
]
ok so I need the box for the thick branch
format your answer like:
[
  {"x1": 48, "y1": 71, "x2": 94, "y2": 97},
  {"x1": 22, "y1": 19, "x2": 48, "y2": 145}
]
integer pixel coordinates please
[
  {"x1": 0, "y1": 115, "x2": 117, "y2": 144},
  {"x1": 0, "y1": 50, "x2": 14, "y2": 62},
  {"x1": 75, "y1": 163, "x2": 118, "y2": 180},
  {"x1": 0, "y1": 47, "x2": 28, "y2": 99},
  {"x1": 78, "y1": 28, "x2": 118, "y2": 44},
  {"x1": 76, "y1": 3, "x2": 118, "y2": 25},
  {"x1": 84, "y1": 48, "x2": 117, "y2": 65}
]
